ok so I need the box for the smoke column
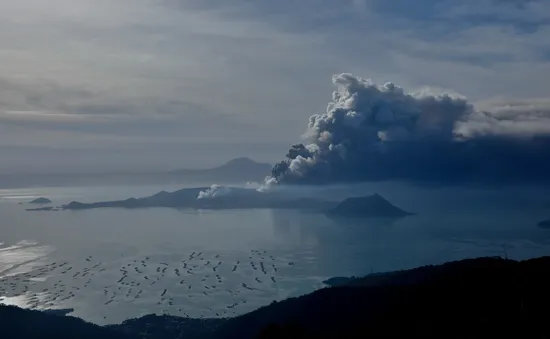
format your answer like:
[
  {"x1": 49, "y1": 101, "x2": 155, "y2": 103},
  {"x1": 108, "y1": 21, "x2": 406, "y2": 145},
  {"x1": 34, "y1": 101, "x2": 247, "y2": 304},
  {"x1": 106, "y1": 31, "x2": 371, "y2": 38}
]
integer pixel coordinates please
[{"x1": 265, "y1": 73, "x2": 550, "y2": 186}]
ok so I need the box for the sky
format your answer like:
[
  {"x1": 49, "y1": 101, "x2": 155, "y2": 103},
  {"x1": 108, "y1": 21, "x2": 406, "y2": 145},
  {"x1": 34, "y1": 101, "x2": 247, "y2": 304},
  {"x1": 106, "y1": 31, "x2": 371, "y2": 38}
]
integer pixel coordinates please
[{"x1": 1, "y1": 0, "x2": 550, "y2": 174}]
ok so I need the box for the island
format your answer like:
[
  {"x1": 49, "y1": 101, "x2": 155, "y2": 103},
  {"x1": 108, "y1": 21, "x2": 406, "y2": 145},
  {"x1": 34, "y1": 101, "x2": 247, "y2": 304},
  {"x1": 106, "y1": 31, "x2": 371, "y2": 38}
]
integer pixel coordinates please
[
  {"x1": 59, "y1": 186, "x2": 340, "y2": 212},
  {"x1": 538, "y1": 219, "x2": 550, "y2": 228},
  {"x1": 3, "y1": 256, "x2": 550, "y2": 338},
  {"x1": 326, "y1": 194, "x2": 413, "y2": 218},
  {"x1": 29, "y1": 197, "x2": 52, "y2": 204},
  {"x1": 26, "y1": 206, "x2": 60, "y2": 212},
  {"x1": 56, "y1": 188, "x2": 414, "y2": 218}
]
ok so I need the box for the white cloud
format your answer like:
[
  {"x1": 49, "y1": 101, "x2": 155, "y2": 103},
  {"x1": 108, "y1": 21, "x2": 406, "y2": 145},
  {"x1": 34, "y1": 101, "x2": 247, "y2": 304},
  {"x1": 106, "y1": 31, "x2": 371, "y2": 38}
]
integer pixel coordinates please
[
  {"x1": 267, "y1": 73, "x2": 550, "y2": 185},
  {"x1": 457, "y1": 98, "x2": 550, "y2": 138}
]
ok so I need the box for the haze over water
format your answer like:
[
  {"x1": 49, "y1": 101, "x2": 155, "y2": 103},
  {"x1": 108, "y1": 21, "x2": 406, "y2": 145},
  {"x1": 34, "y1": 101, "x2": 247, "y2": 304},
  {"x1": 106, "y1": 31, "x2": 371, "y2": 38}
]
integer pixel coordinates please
[{"x1": 1, "y1": 183, "x2": 549, "y2": 325}]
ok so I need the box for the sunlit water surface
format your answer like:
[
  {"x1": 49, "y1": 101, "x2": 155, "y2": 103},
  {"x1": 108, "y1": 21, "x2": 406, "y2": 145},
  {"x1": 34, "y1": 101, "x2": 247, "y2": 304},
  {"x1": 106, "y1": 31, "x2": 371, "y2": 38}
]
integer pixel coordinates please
[{"x1": 1, "y1": 183, "x2": 549, "y2": 325}]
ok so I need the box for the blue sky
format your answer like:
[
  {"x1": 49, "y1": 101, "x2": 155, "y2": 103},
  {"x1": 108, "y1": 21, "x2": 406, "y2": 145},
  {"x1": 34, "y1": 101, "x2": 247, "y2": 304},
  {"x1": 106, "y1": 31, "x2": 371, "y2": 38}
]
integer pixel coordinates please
[{"x1": 1, "y1": 0, "x2": 549, "y2": 173}]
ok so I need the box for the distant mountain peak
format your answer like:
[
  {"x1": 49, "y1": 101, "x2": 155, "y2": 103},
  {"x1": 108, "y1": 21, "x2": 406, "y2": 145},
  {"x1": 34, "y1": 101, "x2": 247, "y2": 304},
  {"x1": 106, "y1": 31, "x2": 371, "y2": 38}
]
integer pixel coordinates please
[
  {"x1": 29, "y1": 197, "x2": 52, "y2": 204},
  {"x1": 223, "y1": 157, "x2": 265, "y2": 167},
  {"x1": 328, "y1": 193, "x2": 413, "y2": 218},
  {"x1": 169, "y1": 157, "x2": 271, "y2": 183}
]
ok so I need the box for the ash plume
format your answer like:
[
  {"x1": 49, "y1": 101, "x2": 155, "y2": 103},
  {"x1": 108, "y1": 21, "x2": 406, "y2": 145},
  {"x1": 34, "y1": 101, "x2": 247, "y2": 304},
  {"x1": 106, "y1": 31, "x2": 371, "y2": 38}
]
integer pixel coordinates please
[
  {"x1": 265, "y1": 73, "x2": 550, "y2": 186},
  {"x1": 197, "y1": 185, "x2": 233, "y2": 199}
]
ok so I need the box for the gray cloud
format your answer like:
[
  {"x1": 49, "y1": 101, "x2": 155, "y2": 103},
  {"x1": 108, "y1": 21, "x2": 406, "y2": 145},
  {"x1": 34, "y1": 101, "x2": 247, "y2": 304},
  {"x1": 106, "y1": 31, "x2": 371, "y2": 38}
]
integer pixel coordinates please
[
  {"x1": 2, "y1": 0, "x2": 550, "y2": 175},
  {"x1": 266, "y1": 73, "x2": 550, "y2": 186},
  {"x1": 457, "y1": 98, "x2": 550, "y2": 138}
]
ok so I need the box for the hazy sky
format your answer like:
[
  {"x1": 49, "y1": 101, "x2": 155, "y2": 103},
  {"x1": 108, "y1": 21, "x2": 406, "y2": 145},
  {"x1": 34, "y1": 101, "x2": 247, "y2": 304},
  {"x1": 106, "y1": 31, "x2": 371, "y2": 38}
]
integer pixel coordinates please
[{"x1": 1, "y1": 0, "x2": 550, "y2": 174}]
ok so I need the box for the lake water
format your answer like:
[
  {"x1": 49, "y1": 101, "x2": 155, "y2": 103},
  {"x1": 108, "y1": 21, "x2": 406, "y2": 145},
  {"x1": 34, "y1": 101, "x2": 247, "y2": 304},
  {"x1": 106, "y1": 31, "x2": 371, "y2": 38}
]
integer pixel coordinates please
[{"x1": 1, "y1": 183, "x2": 550, "y2": 325}]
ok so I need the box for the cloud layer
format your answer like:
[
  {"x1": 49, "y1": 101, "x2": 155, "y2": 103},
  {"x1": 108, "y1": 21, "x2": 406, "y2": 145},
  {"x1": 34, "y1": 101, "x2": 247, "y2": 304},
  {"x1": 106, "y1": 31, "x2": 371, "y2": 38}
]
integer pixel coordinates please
[
  {"x1": 267, "y1": 73, "x2": 550, "y2": 185},
  {"x1": 2, "y1": 0, "x2": 550, "y2": 174}
]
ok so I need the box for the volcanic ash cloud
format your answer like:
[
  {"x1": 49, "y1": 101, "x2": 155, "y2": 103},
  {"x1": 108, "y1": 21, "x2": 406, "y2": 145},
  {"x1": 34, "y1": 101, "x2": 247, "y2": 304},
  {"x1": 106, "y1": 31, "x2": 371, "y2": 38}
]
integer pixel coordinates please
[{"x1": 265, "y1": 73, "x2": 550, "y2": 186}]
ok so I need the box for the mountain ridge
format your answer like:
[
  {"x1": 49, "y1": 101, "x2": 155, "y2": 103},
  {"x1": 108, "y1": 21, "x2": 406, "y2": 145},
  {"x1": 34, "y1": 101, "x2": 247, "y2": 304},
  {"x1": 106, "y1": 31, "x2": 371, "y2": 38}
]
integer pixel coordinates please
[
  {"x1": 168, "y1": 157, "x2": 271, "y2": 183},
  {"x1": 0, "y1": 157, "x2": 273, "y2": 189}
]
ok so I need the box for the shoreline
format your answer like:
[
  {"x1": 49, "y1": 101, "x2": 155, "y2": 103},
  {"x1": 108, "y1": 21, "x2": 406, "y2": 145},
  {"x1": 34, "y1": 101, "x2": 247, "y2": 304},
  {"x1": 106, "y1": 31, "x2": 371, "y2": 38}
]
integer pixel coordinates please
[{"x1": 4, "y1": 255, "x2": 550, "y2": 338}]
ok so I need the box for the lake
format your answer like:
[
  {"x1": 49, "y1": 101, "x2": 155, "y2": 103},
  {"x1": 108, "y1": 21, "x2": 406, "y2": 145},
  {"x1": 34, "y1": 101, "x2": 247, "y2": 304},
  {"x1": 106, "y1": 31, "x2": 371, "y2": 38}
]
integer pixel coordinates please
[{"x1": 1, "y1": 183, "x2": 550, "y2": 324}]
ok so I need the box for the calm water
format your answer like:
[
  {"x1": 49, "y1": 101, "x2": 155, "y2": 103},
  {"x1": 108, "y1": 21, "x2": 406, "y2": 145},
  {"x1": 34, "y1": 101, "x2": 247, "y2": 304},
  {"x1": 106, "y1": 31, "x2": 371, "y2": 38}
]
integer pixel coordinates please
[{"x1": 1, "y1": 183, "x2": 549, "y2": 324}]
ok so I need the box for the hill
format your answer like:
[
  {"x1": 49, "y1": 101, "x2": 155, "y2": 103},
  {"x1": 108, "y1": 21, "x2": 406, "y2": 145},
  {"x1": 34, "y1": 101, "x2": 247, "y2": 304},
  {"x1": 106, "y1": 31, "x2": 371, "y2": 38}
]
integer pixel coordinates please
[
  {"x1": 211, "y1": 256, "x2": 550, "y2": 338},
  {"x1": 326, "y1": 193, "x2": 413, "y2": 218},
  {"x1": 0, "y1": 305, "x2": 137, "y2": 339},
  {"x1": 29, "y1": 197, "x2": 52, "y2": 204}
]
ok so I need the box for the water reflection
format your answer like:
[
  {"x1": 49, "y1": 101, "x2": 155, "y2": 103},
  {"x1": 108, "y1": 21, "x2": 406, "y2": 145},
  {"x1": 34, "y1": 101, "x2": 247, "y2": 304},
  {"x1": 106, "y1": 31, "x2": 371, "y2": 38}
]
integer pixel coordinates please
[
  {"x1": 269, "y1": 210, "x2": 415, "y2": 276},
  {"x1": 269, "y1": 208, "x2": 550, "y2": 276}
]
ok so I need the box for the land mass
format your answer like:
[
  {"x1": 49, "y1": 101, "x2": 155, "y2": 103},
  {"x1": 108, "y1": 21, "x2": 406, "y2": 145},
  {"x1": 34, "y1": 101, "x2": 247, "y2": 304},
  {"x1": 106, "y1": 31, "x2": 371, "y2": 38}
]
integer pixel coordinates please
[
  {"x1": 29, "y1": 197, "x2": 52, "y2": 204},
  {"x1": 61, "y1": 187, "x2": 339, "y2": 212},
  {"x1": 58, "y1": 188, "x2": 411, "y2": 218},
  {"x1": 2, "y1": 256, "x2": 550, "y2": 338},
  {"x1": 26, "y1": 206, "x2": 60, "y2": 212},
  {"x1": 327, "y1": 194, "x2": 413, "y2": 218},
  {"x1": 538, "y1": 219, "x2": 550, "y2": 228}
]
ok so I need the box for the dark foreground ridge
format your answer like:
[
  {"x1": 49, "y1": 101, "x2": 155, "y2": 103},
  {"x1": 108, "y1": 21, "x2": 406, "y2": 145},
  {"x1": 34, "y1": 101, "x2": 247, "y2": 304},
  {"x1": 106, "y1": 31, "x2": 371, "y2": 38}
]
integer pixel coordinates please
[
  {"x1": 3, "y1": 256, "x2": 550, "y2": 338},
  {"x1": 0, "y1": 305, "x2": 137, "y2": 339}
]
